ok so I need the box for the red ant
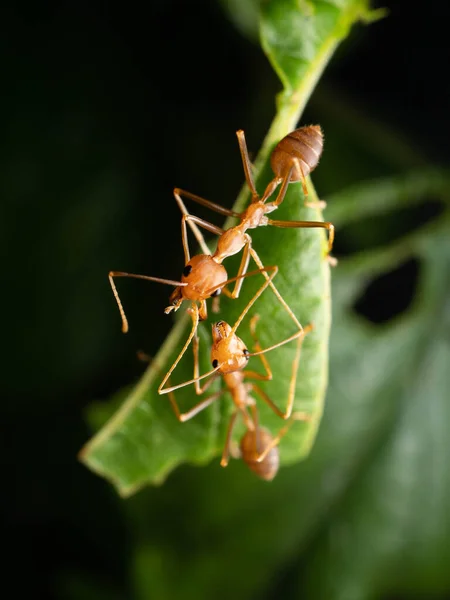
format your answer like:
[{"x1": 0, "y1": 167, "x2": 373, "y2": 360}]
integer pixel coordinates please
[
  {"x1": 162, "y1": 307, "x2": 313, "y2": 467},
  {"x1": 138, "y1": 311, "x2": 310, "y2": 481}
]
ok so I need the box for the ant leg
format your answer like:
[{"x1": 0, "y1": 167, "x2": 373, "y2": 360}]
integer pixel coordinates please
[
  {"x1": 228, "y1": 238, "x2": 252, "y2": 299},
  {"x1": 159, "y1": 306, "x2": 221, "y2": 393},
  {"x1": 246, "y1": 323, "x2": 314, "y2": 358},
  {"x1": 289, "y1": 162, "x2": 326, "y2": 208},
  {"x1": 255, "y1": 411, "x2": 311, "y2": 463},
  {"x1": 229, "y1": 265, "x2": 279, "y2": 335},
  {"x1": 262, "y1": 164, "x2": 325, "y2": 208},
  {"x1": 249, "y1": 247, "x2": 304, "y2": 335},
  {"x1": 241, "y1": 315, "x2": 273, "y2": 382},
  {"x1": 248, "y1": 403, "x2": 263, "y2": 455},
  {"x1": 168, "y1": 388, "x2": 225, "y2": 423},
  {"x1": 245, "y1": 321, "x2": 314, "y2": 380},
  {"x1": 108, "y1": 271, "x2": 186, "y2": 333},
  {"x1": 174, "y1": 187, "x2": 240, "y2": 219},
  {"x1": 181, "y1": 214, "x2": 224, "y2": 263},
  {"x1": 267, "y1": 218, "x2": 335, "y2": 255},
  {"x1": 158, "y1": 304, "x2": 217, "y2": 395},
  {"x1": 220, "y1": 411, "x2": 240, "y2": 467},
  {"x1": 296, "y1": 161, "x2": 309, "y2": 198},
  {"x1": 250, "y1": 337, "x2": 305, "y2": 420},
  {"x1": 260, "y1": 165, "x2": 295, "y2": 205},
  {"x1": 211, "y1": 254, "x2": 273, "y2": 309},
  {"x1": 174, "y1": 190, "x2": 211, "y2": 255},
  {"x1": 248, "y1": 323, "x2": 313, "y2": 420},
  {"x1": 136, "y1": 349, "x2": 221, "y2": 420},
  {"x1": 220, "y1": 238, "x2": 270, "y2": 301},
  {"x1": 236, "y1": 130, "x2": 258, "y2": 200},
  {"x1": 250, "y1": 383, "x2": 291, "y2": 420},
  {"x1": 267, "y1": 166, "x2": 294, "y2": 206},
  {"x1": 290, "y1": 159, "x2": 324, "y2": 208},
  {"x1": 205, "y1": 265, "x2": 277, "y2": 299},
  {"x1": 192, "y1": 333, "x2": 221, "y2": 395}
]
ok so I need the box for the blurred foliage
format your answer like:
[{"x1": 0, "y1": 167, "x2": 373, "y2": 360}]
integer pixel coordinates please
[{"x1": 3, "y1": 1, "x2": 450, "y2": 600}]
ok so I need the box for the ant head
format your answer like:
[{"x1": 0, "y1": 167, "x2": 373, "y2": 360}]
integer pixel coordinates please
[
  {"x1": 180, "y1": 254, "x2": 228, "y2": 303},
  {"x1": 211, "y1": 321, "x2": 250, "y2": 374}
]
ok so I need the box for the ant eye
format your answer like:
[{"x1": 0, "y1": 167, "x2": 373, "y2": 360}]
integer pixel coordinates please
[
  {"x1": 243, "y1": 349, "x2": 250, "y2": 358},
  {"x1": 183, "y1": 265, "x2": 192, "y2": 277},
  {"x1": 212, "y1": 359, "x2": 219, "y2": 368},
  {"x1": 211, "y1": 288, "x2": 221, "y2": 298}
]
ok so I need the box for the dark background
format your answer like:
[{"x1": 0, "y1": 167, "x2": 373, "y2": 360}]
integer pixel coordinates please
[{"x1": 2, "y1": 1, "x2": 449, "y2": 598}]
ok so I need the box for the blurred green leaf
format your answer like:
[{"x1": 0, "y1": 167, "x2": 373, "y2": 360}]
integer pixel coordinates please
[{"x1": 80, "y1": 0, "x2": 372, "y2": 495}]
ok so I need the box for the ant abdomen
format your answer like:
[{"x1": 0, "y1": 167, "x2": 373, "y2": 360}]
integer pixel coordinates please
[
  {"x1": 240, "y1": 427, "x2": 279, "y2": 481},
  {"x1": 270, "y1": 125, "x2": 323, "y2": 183}
]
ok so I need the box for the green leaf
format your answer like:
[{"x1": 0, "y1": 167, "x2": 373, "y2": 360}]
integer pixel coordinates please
[{"x1": 80, "y1": 0, "x2": 376, "y2": 496}]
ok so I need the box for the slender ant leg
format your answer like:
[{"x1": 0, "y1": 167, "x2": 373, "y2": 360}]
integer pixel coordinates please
[
  {"x1": 255, "y1": 411, "x2": 311, "y2": 463},
  {"x1": 108, "y1": 271, "x2": 186, "y2": 333},
  {"x1": 267, "y1": 218, "x2": 335, "y2": 253},
  {"x1": 220, "y1": 411, "x2": 240, "y2": 467},
  {"x1": 181, "y1": 214, "x2": 224, "y2": 262},
  {"x1": 244, "y1": 321, "x2": 314, "y2": 420},
  {"x1": 136, "y1": 345, "x2": 224, "y2": 423},
  {"x1": 236, "y1": 130, "x2": 259, "y2": 199},
  {"x1": 167, "y1": 387, "x2": 225, "y2": 423},
  {"x1": 174, "y1": 188, "x2": 240, "y2": 219}
]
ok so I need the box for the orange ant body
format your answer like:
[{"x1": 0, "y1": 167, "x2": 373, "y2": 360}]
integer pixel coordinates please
[{"x1": 162, "y1": 308, "x2": 313, "y2": 472}]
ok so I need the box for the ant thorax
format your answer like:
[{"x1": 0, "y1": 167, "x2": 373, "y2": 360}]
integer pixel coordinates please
[
  {"x1": 240, "y1": 202, "x2": 270, "y2": 230},
  {"x1": 180, "y1": 254, "x2": 227, "y2": 301},
  {"x1": 214, "y1": 227, "x2": 248, "y2": 262}
]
